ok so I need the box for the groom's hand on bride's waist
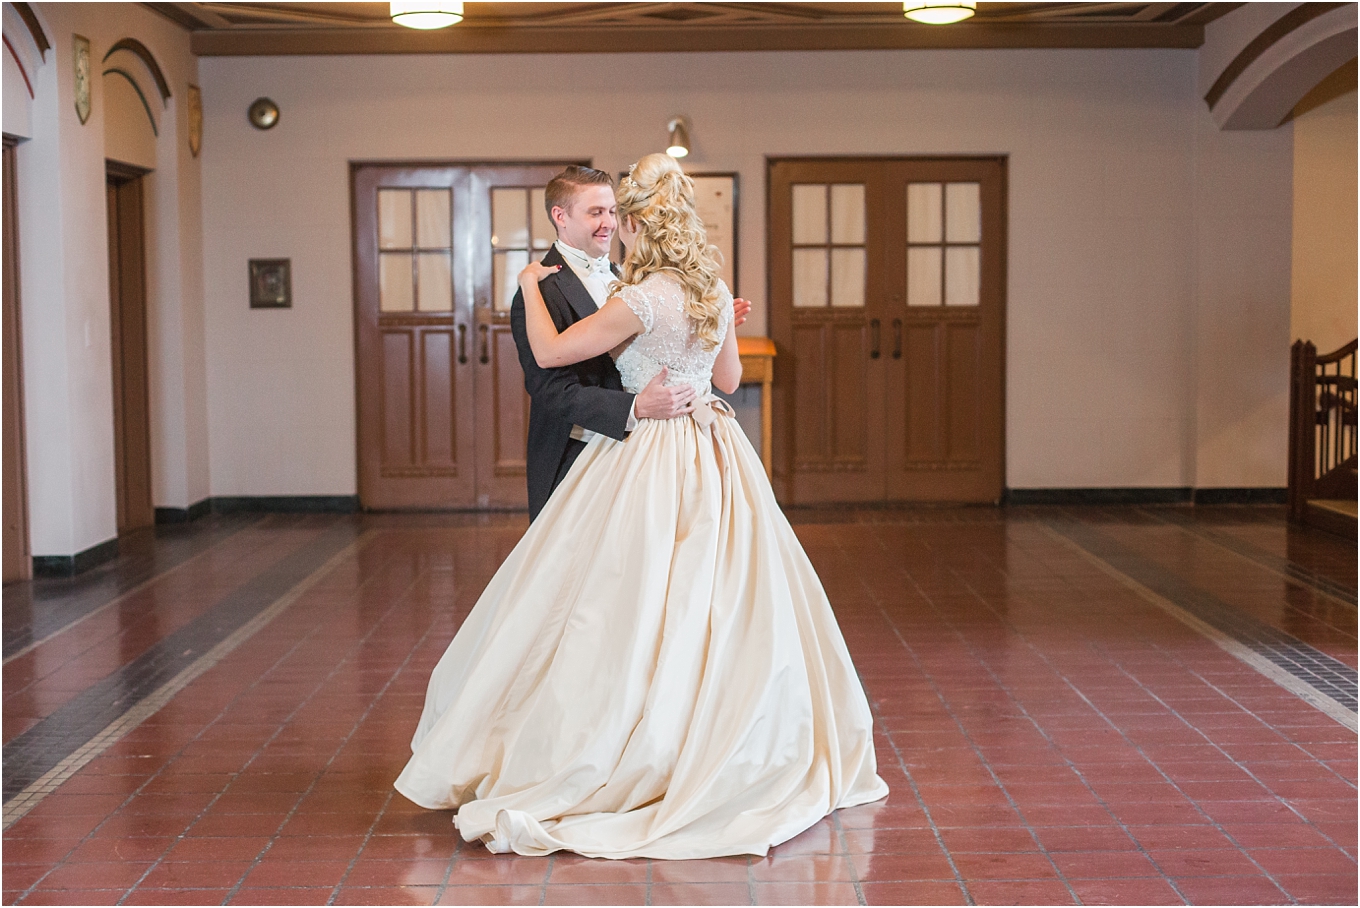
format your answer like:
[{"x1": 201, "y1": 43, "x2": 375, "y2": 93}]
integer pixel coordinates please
[{"x1": 635, "y1": 367, "x2": 697, "y2": 420}]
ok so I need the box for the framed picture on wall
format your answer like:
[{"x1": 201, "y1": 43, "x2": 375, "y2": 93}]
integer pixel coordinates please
[
  {"x1": 248, "y1": 258, "x2": 291, "y2": 308},
  {"x1": 614, "y1": 170, "x2": 738, "y2": 296}
]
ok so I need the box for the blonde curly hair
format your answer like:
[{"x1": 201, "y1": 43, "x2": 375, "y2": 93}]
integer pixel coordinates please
[{"x1": 615, "y1": 154, "x2": 725, "y2": 350}]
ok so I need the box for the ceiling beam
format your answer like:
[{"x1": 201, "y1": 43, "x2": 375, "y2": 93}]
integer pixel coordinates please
[{"x1": 190, "y1": 22, "x2": 1205, "y2": 55}]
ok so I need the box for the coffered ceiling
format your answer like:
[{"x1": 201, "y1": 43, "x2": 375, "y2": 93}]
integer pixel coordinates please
[{"x1": 146, "y1": 2, "x2": 1243, "y2": 55}]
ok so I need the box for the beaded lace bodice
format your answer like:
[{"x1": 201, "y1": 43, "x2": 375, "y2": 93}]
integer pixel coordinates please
[{"x1": 613, "y1": 274, "x2": 734, "y2": 395}]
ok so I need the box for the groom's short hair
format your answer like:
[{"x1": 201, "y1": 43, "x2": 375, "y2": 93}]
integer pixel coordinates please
[{"x1": 544, "y1": 166, "x2": 614, "y2": 222}]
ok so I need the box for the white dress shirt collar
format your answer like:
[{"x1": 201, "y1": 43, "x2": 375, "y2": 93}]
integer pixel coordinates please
[{"x1": 555, "y1": 240, "x2": 612, "y2": 277}]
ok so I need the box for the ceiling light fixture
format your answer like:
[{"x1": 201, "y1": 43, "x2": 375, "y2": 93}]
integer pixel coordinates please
[
  {"x1": 390, "y1": 1, "x2": 464, "y2": 30},
  {"x1": 903, "y1": 2, "x2": 976, "y2": 25},
  {"x1": 666, "y1": 117, "x2": 690, "y2": 158}
]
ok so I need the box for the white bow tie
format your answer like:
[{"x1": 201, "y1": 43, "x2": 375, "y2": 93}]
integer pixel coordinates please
[{"x1": 556, "y1": 242, "x2": 612, "y2": 278}]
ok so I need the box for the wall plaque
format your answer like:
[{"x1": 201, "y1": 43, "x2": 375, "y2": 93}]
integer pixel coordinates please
[
  {"x1": 73, "y1": 35, "x2": 91, "y2": 125},
  {"x1": 187, "y1": 84, "x2": 202, "y2": 157},
  {"x1": 249, "y1": 258, "x2": 291, "y2": 309}
]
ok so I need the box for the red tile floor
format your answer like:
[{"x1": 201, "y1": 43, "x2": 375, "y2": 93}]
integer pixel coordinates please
[{"x1": 2, "y1": 505, "x2": 1355, "y2": 905}]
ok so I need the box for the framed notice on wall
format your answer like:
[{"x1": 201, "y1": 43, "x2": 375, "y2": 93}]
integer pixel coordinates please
[{"x1": 689, "y1": 173, "x2": 738, "y2": 295}]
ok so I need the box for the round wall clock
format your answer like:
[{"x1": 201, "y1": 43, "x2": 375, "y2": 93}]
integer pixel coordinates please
[{"x1": 248, "y1": 97, "x2": 280, "y2": 130}]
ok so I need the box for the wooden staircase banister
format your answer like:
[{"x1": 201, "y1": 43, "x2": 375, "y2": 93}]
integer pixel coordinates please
[
  {"x1": 1289, "y1": 337, "x2": 1359, "y2": 529},
  {"x1": 1317, "y1": 339, "x2": 1358, "y2": 364},
  {"x1": 1317, "y1": 375, "x2": 1358, "y2": 390}
]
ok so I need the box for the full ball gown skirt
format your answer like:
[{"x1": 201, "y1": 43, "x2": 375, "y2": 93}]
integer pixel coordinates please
[{"x1": 394, "y1": 404, "x2": 888, "y2": 859}]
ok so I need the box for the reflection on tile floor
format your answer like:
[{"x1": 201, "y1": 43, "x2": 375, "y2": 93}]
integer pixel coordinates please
[{"x1": 2, "y1": 506, "x2": 1355, "y2": 905}]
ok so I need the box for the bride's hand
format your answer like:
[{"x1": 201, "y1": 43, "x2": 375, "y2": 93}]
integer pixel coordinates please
[{"x1": 520, "y1": 262, "x2": 561, "y2": 286}]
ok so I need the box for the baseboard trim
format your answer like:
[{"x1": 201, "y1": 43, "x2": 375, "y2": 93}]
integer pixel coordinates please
[
  {"x1": 209, "y1": 495, "x2": 360, "y2": 514},
  {"x1": 1192, "y1": 487, "x2": 1288, "y2": 505},
  {"x1": 154, "y1": 498, "x2": 212, "y2": 525},
  {"x1": 32, "y1": 537, "x2": 119, "y2": 578},
  {"x1": 1005, "y1": 487, "x2": 1291, "y2": 507},
  {"x1": 1005, "y1": 487, "x2": 1193, "y2": 506},
  {"x1": 26, "y1": 496, "x2": 359, "y2": 579}
]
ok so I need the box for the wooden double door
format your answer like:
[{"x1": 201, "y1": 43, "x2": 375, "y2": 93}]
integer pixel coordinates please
[
  {"x1": 353, "y1": 163, "x2": 573, "y2": 510},
  {"x1": 770, "y1": 157, "x2": 1006, "y2": 505}
]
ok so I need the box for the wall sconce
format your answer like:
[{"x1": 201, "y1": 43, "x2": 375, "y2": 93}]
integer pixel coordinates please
[
  {"x1": 903, "y1": 2, "x2": 976, "y2": 24},
  {"x1": 666, "y1": 117, "x2": 690, "y2": 158},
  {"x1": 390, "y1": 2, "x2": 464, "y2": 29}
]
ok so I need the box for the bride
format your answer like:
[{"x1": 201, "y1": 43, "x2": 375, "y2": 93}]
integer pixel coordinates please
[{"x1": 394, "y1": 153, "x2": 887, "y2": 860}]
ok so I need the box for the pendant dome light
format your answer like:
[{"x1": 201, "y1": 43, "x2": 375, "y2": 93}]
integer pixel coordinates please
[
  {"x1": 903, "y1": 2, "x2": 976, "y2": 25},
  {"x1": 390, "y1": 2, "x2": 464, "y2": 30}
]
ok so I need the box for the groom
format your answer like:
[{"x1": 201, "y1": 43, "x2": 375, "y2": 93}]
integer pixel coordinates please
[{"x1": 509, "y1": 165, "x2": 749, "y2": 520}]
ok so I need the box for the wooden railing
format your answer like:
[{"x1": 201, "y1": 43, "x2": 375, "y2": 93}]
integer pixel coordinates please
[{"x1": 1288, "y1": 338, "x2": 1358, "y2": 521}]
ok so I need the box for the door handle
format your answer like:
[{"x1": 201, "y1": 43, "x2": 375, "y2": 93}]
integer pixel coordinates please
[
  {"x1": 870, "y1": 318, "x2": 881, "y2": 359},
  {"x1": 457, "y1": 324, "x2": 468, "y2": 365},
  {"x1": 478, "y1": 324, "x2": 489, "y2": 364},
  {"x1": 892, "y1": 318, "x2": 902, "y2": 359}
]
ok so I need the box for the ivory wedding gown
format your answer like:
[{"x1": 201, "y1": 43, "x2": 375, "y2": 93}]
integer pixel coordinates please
[{"x1": 395, "y1": 274, "x2": 888, "y2": 859}]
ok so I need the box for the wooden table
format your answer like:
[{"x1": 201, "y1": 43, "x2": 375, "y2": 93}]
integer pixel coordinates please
[{"x1": 737, "y1": 337, "x2": 776, "y2": 479}]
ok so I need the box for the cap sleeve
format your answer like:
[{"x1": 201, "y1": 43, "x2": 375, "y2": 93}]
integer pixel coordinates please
[
  {"x1": 718, "y1": 280, "x2": 734, "y2": 334},
  {"x1": 616, "y1": 283, "x2": 654, "y2": 334}
]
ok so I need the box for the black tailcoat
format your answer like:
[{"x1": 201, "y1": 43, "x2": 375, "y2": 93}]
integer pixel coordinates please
[{"x1": 509, "y1": 246, "x2": 634, "y2": 520}]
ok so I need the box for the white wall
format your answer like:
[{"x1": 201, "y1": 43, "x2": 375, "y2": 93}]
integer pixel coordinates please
[
  {"x1": 199, "y1": 48, "x2": 1293, "y2": 497},
  {"x1": 1291, "y1": 71, "x2": 1357, "y2": 355},
  {"x1": 3, "y1": 45, "x2": 33, "y2": 139},
  {"x1": 14, "y1": 2, "x2": 205, "y2": 558},
  {"x1": 1192, "y1": 114, "x2": 1294, "y2": 489}
]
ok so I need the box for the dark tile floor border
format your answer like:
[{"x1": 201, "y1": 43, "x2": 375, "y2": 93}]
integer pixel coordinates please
[
  {"x1": 3, "y1": 516, "x2": 261, "y2": 661},
  {"x1": 1145, "y1": 507, "x2": 1357, "y2": 607},
  {"x1": 1, "y1": 520, "x2": 364, "y2": 804},
  {"x1": 1046, "y1": 515, "x2": 1358, "y2": 715}
]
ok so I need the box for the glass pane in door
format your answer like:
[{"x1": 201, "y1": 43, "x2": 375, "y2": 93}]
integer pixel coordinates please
[
  {"x1": 830, "y1": 185, "x2": 865, "y2": 244},
  {"x1": 830, "y1": 248, "x2": 865, "y2": 308},
  {"x1": 380, "y1": 253, "x2": 414, "y2": 312},
  {"x1": 530, "y1": 188, "x2": 555, "y2": 250},
  {"x1": 493, "y1": 249, "x2": 529, "y2": 312},
  {"x1": 907, "y1": 183, "x2": 942, "y2": 244},
  {"x1": 945, "y1": 183, "x2": 980, "y2": 243},
  {"x1": 792, "y1": 185, "x2": 827, "y2": 245},
  {"x1": 491, "y1": 188, "x2": 529, "y2": 249},
  {"x1": 907, "y1": 247, "x2": 942, "y2": 307},
  {"x1": 417, "y1": 252, "x2": 452, "y2": 311},
  {"x1": 793, "y1": 248, "x2": 828, "y2": 308},
  {"x1": 416, "y1": 189, "x2": 452, "y2": 248},
  {"x1": 378, "y1": 189, "x2": 413, "y2": 249},
  {"x1": 944, "y1": 246, "x2": 980, "y2": 306}
]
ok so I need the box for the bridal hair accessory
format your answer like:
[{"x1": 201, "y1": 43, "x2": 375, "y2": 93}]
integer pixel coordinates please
[{"x1": 620, "y1": 162, "x2": 691, "y2": 204}]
